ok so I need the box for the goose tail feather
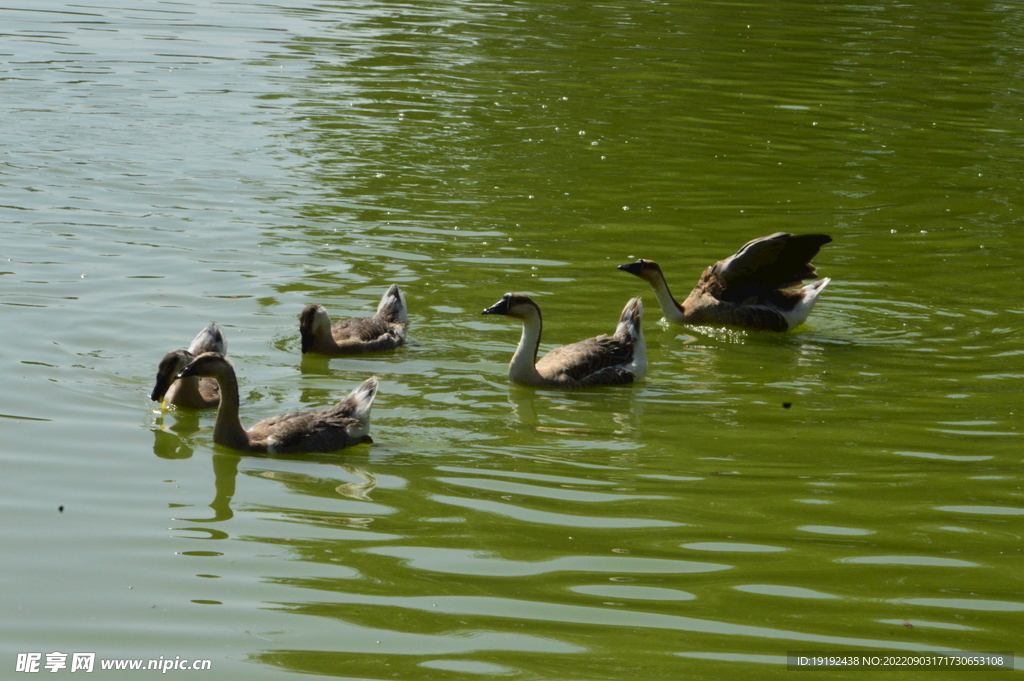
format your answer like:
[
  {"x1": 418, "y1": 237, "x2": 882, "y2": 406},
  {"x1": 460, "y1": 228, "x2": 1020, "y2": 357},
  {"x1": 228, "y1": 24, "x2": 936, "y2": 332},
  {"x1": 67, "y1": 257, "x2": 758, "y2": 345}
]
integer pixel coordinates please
[
  {"x1": 376, "y1": 284, "x2": 408, "y2": 324},
  {"x1": 345, "y1": 376, "x2": 379, "y2": 424},
  {"x1": 189, "y1": 322, "x2": 226, "y2": 356},
  {"x1": 781, "y1": 277, "x2": 831, "y2": 329},
  {"x1": 614, "y1": 297, "x2": 644, "y2": 341}
]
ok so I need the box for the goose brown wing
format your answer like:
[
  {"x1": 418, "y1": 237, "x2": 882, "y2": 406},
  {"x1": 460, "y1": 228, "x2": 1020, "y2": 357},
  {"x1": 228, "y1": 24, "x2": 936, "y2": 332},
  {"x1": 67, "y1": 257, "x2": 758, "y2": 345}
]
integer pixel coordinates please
[
  {"x1": 249, "y1": 409, "x2": 361, "y2": 454},
  {"x1": 717, "y1": 233, "x2": 831, "y2": 290},
  {"x1": 332, "y1": 317, "x2": 391, "y2": 341},
  {"x1": 331, "y1": 317, "x2": 405, "y2": 351},
  {"x1": 535, "y1": 334, "x2": 636, "y2": 382},
  {"x1": 726, "y1": 303, "x2": 789, "y2": 331}
]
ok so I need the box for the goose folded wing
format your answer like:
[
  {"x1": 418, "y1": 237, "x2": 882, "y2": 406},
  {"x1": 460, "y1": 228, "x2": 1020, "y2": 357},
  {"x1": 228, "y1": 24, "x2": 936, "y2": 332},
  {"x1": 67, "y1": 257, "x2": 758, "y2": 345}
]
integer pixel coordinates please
[
  {"x1": 248, "y1": 409, "x2": 358, "y2": 453},
  {"x1": 331, "y1": 317, "x2": 404, "y2": 351},
  {"x1": 536, "y1": 334, "x2": 637, "y2": 382}
]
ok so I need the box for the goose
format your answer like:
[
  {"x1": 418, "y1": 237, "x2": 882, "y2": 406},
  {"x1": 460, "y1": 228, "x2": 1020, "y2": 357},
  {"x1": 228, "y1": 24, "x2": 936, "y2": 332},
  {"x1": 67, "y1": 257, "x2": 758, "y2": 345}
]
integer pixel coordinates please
[
  {"x1": 150, "y1": 322, "x2": 227, "y2": 409},
  {"x1": 300, "y1": 284, "x2": 408, "y2": 355},
  {"x1": 618, "y1": 232, "x2": 832, "y2": 331},
  {"x1": 482, "y1": 293, "x2": 646, "y2": 388},
  {"x1": 175, "y1": 352, "x2": 378, "y2": 454}
]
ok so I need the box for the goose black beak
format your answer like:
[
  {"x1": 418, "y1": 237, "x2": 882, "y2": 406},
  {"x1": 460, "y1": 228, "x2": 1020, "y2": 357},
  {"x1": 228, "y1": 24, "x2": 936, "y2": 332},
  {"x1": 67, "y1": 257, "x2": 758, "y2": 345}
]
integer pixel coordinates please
[
  {"x1": 482, "y1": 295, "x2": 511, "y2": 316},
  {"x1": 617, "y1": 260, "x2": 645, "y2": 276}
]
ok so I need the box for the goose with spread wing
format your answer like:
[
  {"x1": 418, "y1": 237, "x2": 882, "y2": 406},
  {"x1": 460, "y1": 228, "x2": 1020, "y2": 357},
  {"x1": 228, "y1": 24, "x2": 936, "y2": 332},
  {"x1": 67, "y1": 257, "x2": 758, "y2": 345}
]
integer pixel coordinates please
[{"x1": 618, "y1": 233, "x2": 831, "y2": 331}]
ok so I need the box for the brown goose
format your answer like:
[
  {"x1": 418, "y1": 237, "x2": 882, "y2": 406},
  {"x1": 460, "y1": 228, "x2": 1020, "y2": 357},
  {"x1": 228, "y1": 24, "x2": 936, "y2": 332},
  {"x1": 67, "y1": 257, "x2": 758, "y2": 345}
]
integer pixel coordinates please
[
  {"x1": 619, "y1": 232, "x2": 831, "y2": 331},
  {"x1": 175, "y1": 352, "x2": 378, "y2": 454},
  {"x1": 300, "y1": 284, "x2": 407, "y2": 355},
  {"x1": 482, "y1": 293, "x2": 646, "y2": 389},
  {"x1": 150, "y1": 322, "x2": 226, "y2": 409}
]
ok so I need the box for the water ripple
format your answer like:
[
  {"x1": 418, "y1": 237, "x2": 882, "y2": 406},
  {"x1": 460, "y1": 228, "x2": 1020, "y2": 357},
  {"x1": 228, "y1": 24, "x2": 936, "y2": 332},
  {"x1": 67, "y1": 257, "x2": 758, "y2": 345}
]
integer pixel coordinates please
[
  {"x1": 321, "y1": 593, "x2": 976, "y2": 653},
  {"x1": 433, "y1": 494, "x2": 682, "y2": 528},
  {"x1": 936, "y1": 505, "x2": 1024, "y2": 516},
  {"x1": 437, "y1": 476, "x2": 667, "y2": 502},
  {"x1": 420, "y1": 659, "x2": 516, "y2": 675},
  {"x1": 363, "y1": 546, "x2": 730, "y2": 577},
  {"x1": 798, "y1": 525, "x2": 874, "y2": 536},
  {"x1": 734, "y1": 585, "x2": 840, "y2": 600},
  {"x1": 894, "y1": 451, "x2": 993, "y2": 462},
  {"x1": 891, "y1": 598, "x2": 1024, "y2": 612},
  {"x1": 682, "y1": 542, "x2": 787, "y2": 553},
  {"x1": 570, "y1": 585, "x2": 698, "y2": 601},
  {"x1": 838, "y1": 556, "x2": 979, "y2": 567},
  {"x1": 436, "y1": 465, "x2": 617, "y2": 486}
]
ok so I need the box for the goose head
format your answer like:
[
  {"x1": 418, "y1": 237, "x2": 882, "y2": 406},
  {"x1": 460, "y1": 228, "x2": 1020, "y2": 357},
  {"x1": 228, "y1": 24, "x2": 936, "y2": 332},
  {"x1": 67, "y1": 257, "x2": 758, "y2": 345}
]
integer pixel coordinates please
[
  {"x1": 176, "y1": 352, "x2": 233, "y2": 381},
  {"x1": 482, "y1": 293, "x2": 541, "y2": 321},
  {"x1": 617, "y1": 259, "x2": 664, "y2": 284},
  {"x1": 298, "y1": 304, "x2": 331, "y2": 353},
  {"x1": 150, "y1": 349, "x2": 193, "y2": 402}
]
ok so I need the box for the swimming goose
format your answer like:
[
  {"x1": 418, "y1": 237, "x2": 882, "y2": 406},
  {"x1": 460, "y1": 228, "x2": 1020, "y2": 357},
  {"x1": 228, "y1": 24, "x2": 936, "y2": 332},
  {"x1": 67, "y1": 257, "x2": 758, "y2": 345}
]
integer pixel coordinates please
[
  {"x1": 482, "y1": 293, "x2": 646, "y2": 388},
  {"x1": 618, "y1": 232, "x2": 832, "y2": 331},
  {"x1": 150, "y1": 322, "x2": 227, "y2": 409},
  {"x1": 300, "y1": 284, "x2": 408, "y2": 355},
  {"x1": 175, "y1": 352, "x2": 377, "y2": 454}
]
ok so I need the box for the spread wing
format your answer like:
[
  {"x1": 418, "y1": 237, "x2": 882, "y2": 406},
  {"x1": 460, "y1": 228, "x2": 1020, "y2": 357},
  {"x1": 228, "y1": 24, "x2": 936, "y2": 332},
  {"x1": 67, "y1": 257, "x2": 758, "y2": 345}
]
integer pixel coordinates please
[{"x1": 717, "y1": 233, "x2": 832, "y2": 290}]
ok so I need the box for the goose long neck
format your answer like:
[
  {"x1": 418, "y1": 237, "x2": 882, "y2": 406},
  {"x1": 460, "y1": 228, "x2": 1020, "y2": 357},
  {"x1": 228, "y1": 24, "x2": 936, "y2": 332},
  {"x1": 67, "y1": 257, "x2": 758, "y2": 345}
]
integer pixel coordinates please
[
  {"x1": 210, "y1": 367, "x2": 251, "y2": 451},
  {"x1": 649, "y1": 271, "x2": 689, "y2": 324},
  {"x1": 310, "y1": 317, "x2": 341, "y2": 354},
  {"x1": 321, "y1": 320, "x2": 343, "y2": 353},
  {"x1": 508, "y1": 306, "x2": 544, "y2": 384}
]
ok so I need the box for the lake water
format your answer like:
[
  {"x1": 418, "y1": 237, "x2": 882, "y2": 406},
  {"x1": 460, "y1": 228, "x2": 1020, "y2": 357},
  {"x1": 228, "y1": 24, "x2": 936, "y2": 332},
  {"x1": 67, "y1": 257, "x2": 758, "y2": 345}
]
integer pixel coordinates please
[{"x1": 2, "y1": 1, "x2": 1022, "y2": 678}]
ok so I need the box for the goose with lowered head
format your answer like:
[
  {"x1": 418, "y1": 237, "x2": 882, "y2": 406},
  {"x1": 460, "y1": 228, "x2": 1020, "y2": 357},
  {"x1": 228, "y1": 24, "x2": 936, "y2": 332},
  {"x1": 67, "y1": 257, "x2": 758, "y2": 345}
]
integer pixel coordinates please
[
  {"x1": 300, "y1": 284, "x2": 407, "y2": 355},
  {"x1": 150, "y1": 322, "x2": 226, "y2": 409},
  {"x1": 175, "y1": 352, "x2": 378, "y2": 454},
  {"x1": 618, "y1": 232, "x2": 831, "y2": 331},
  {"x1": 482, "y1": 293, "x2": 646, "y2": 389}
]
